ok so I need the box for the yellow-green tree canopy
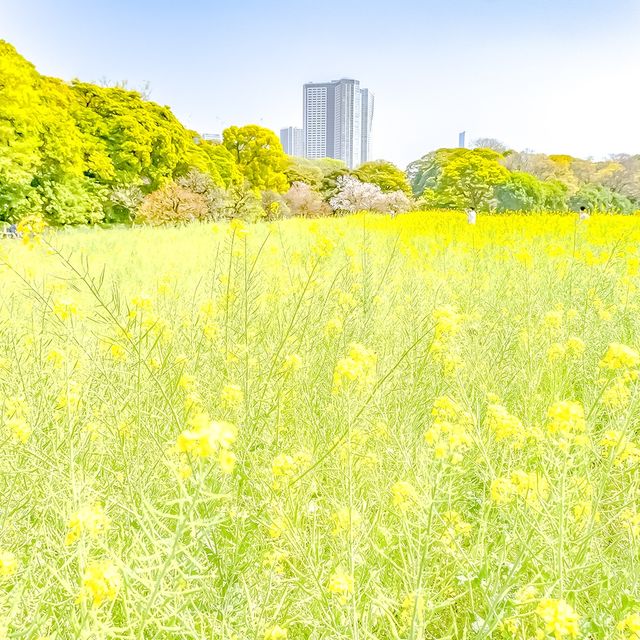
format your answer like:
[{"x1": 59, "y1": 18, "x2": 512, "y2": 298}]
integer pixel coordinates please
[
  {"x1": 0, "y1": 41, "x2": 92, "y2": 220},
  {"x1": 408, "y1": 148, "x2": 509, "y2": 210},
  {"x1": 223, "y1": 125, "x2": 288, "y2": 193},
  {"x1": 0, "y1": 40, "x2": 243, "y2": 223},
  {"x1": 354, "y1": 160, "x2": 412, "y2": 195},
  {"x1": 284, "y1": 157, "x2": 348, "y2": 189},
  {"x1": 70, "y1": 81, "x2": 234, "y2": 189},
  {"x1": 437, "y1": 149, "x2": 510, "y2": 209}
]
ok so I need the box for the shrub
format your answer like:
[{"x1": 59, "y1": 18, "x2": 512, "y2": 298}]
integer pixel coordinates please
[
  {"x1": 136, "y1": 182, "x2": 208, "y2": 225},
  {"x1": 283, "y1": 182, "x2": 331, "y2": 217},
  {"x1": 382, "y1": 190, "x2": 412, "y2": 214},
  {"x1": 107, "y1": 185, "x2": 144, "y2": 223},
  {"x1": 226, "y1": 185, "x2": 264, "y2": 222},
  {"x1": 178, "y1": 169, "x2": 234, "y2": 220},
  {"x1": 261, "y1": 190, "x2": 290, "y2": 219}
]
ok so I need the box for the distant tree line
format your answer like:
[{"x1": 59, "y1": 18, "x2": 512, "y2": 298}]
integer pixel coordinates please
[
  {"x1": 407, "y1": 146, "x2": 640, "y2": 214},
  {"x1": 1, "y1": 40, "x2": 638, "y2": 226}
]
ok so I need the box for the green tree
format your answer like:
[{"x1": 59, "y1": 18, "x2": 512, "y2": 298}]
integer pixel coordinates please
[
  {"x1": 406, "y1": 151, "x2": 441, "y2": 196},
  {"x1": 493, "y1": 172, "x2": 566, "y2": 212},
  {"x1": 434, "y1": 149, "x2": 509, "y2": 210},
  {"x1": 37, "y1": 176, "x2": 106, "y2": 224},
  {"x1": 539, "y1": 180, "x2": 569, "y2": 210},
  {"x1": 223, "y1": 125, "x2": 288, "y2": 192},
  {"x1": 1, "y1": 44, "x2": 48, "y2": 217},
  {"x1": 495, "y1": 172, "x2": 545, "y2": 212},
  {"x1": 197, "y1": 141, "x2": 242, "y2": 188},
  {"x1": 472, "y1": 137, "x2": 509, "y2": 153},
  {"x1": 285, "y1": 157, "x2": 348, "y2": 191},
  {"x1": 285, "y1": 158, "x2": 324, "y2": 188},
  {"x1": 319, "y1": 167, "x2": 350, "y2": 201},
  {"x1": 1, "y1": 40, "x2": 243, "y2": 224},
  {"x1": 71, "y1": 82, "x2": 204, "y2": 189},
  {"x1": 0, "y1": 41, "x2": 105, "y2": 223},
  {"x1": 569, "y1": 184, "x2": 635, "y2": 214},
  {"x1": 0, "y1": 40, "x2": 44, "y2": 195},
  {"x1": 354, "y1": 160, "x2": 411, "y2": 195}
]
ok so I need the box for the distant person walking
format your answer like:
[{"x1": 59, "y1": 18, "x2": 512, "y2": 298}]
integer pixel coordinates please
[
  {"x1": 578, "y1": 206, "x2": 590, "y2": 221},
  {"x1": 466, "y1": 208, "x2": 477, "y2": 225},
  {"x1": 1, "y1": 223, "x2": 19, "y2": 239}
]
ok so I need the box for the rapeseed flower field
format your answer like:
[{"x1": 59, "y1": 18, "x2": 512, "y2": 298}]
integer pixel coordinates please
[{"x1": 1, "y1": 211, "x2": 640, "y2": 638}]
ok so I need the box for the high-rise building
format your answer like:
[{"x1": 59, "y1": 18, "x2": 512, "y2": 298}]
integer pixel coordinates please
[
  {"x1": 303, "y1": 78, "x2": 374, "y2": 168},
  {"x1": 458, "y1": 131, "x2": 466, "y2": 148},
  {"x1": 303, "y1": 81, "x2": 334, "y2": 161},
  {"x1": 202, "y1": 133, "x2": 222, "y2": 143},
  {"x1": 360, "y1": 88, "x2": 374, "y2": 165},
  {"x1": 279, "y1": 127, "x2": 304, "y2": 157}
]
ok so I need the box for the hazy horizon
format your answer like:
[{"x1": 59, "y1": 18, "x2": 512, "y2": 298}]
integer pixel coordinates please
[{"x1": 2, "y1": 0, "x2": 639, "y2": 168}]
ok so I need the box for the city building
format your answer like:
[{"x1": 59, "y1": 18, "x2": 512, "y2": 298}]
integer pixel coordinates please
[
  {"x1": 458, "y1": 131, "x2": 466, "y2": 148},
  {"x1": 303, "y1": 78, "x2": 374, "y2": 168},
  {"x1": 202, "y1": 133, "x2": 222, "y2": 142},
  {"x1": 360, "y1": 88, "x2": 374, "y2": 165},
  {"x1": 279, "y1": 127, "x2": 304, "y2": 157}
]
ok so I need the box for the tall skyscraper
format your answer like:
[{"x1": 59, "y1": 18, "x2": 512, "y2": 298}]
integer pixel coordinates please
[
  {"x1": 303, "y1": 81, "x2": 335, "y2": 161},
  {"x1": 360, "y1": 89, "x2": 374, "y2": 165},
  {"x1": 279, "y1": 127, "x2": 304, "y2": 157},
  {"x1": 458, "y1": 131, "x2": 466, "y2": 148},
  {"x1": 303, "y1": 78, "x2": 374, "y2": 168}
]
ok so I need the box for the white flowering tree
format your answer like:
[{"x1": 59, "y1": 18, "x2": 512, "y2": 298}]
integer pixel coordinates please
[
  {"x1": 383, "y1": 190, "x2": 412, "y2": 214},
  {"x1": 330, "y1": 176, "x2": 385, "y2": 213},
  {"x1": 284, "y1": 181, "x2": 331, "y2": 217},
  {"x1": 330, "y1": 175, "x2": 412, "y2": 215}
]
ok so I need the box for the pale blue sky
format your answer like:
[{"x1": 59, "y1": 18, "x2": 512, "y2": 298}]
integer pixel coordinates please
[{"x1": 2, "y1": 0, "x2": 639, "y2": 167}]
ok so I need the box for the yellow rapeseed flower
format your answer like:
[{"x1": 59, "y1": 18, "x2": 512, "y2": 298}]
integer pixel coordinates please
[
  {"x1": 6, "y1": 415, "x2": 32, "y2": 443},
  {"x1": 535, "y1": 598, "x2": 580, "y2": 639},
  {"x1": 391, "y1": 481, "x2": 418, "y2": 510},
  {"x1": 46, "y1": 347, "x2": 66, "y2": 368},
  {"x1": 220, "y1": 383, "x2": 244, "y2": 405},
  {"x1": 600, "y1": 343, "x2": 640, "y2": 371},
  {"x1": 546, "y1": 400, "x2": 587, "y2": 449},
  {"x1": 432, "y1": 305, "x2": 462, "y2": 338},
  {"x1": 424, "y1": 396, "x2": 473, "y2": 464},
  {"x1": 544, "y1": 310, "x2": 563, "y2": 330},
  {"x1": 600, "y1": 430, "x2": 640, "y2": 466},
  {"x1": 65, "y1": 503, "x2": 110, "y2": 546},
  {"x1": 324, "y1": 317, "x2": 344, "y2": 336},
  {"x1": 400, "y1": 591, "x2": 426, "y2": 626},
  {"x1": 548, "y1": 342, "x2": 567, "y2": 363},
  {"x1": 566, "y1": 337, "x2": 585, "y2": 356},
  {"x1": 264, "y1": 625, "x2": 288, "y2": 640},
  {"x1": 175, "y1": 413, "x2": 237, "y2": 474},
  {"x1": 268, "y1": 516, "x2": 288, "y2": 540},
  {"x1": 53, "y1": 296, "x2": 79, "y2": 321},
  {"x1": 332, "y1": 343, "x2": 377, "y2": 391},
  {"x1": 328, "y1": 569, "x2": 354, "y2": 604},
  {"x1": 618, "y1": 613, "x2": 640, "y2": 640},
  {"x1": 331, "y1": 507, "x2": 362, "y2": 535},
  {"x1": 484, "y1": 403, "x2": 525, "y2": 447},
  {"x1": 217, "y1": 448, "x2": 237, "y2": 474},
  {"x1": 281, "y1": 353, "x2": 303, "y2": 373},
  {"x1": 79, "y1": 560, "x2": 120, "y2": 607},
  {"x1": 0, "y1": 551, "x2": 17, "y2": 577}
]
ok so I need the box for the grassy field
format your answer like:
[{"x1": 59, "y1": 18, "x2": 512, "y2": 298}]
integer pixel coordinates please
[{"x1": 2, "y1": 211, "x2": 640, "y2": 639}]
